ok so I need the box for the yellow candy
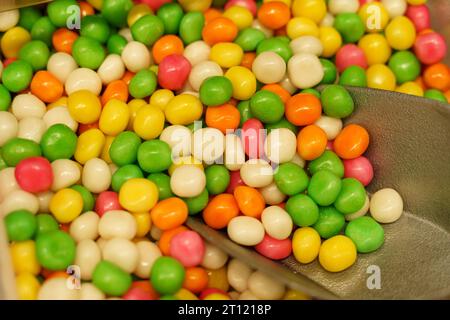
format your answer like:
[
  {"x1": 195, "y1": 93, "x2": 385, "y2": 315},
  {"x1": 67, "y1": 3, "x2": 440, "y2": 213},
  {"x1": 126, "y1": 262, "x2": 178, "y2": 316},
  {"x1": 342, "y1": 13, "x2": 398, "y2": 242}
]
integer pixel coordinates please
[
  {"x1": 292, "y1": 0, "x2": 327, "y2": 23},
  {"x1": 366, "y1": 64, "x2": 396, "y2": 91},
  {"x1": 87, "y1": 0, "x2": 103, "y2": 10},
  {"x1": 396, "y1": 81, "x2": 424, "y2": 97},
  {"x1": 0, "y1": 26, "x2": 31, "y2": 58},
  {"x1": 168, "y1": 156, "x2": 203, "y2": 175},
  {"x1": 319, "y1": 26, "x2": 342, "y2": 58},
  {"x1": 206, "y1": 267, "x2": 229, "y2": 292},
  {"x1": 292, "y1": 227, "x2": 321, "y2": 264},
  {"x1": 223, "y1": 6, "x2": 253, "y2": 30},
  {"x1": 175, "y1": 288, "x2": 199, "y2": 300},
  {"x1": 16, "y1": 273, "x2": 41, "y2": 300},
  {"x1": 203, "y1": 293, "x2": 230, "y2": 300},
  {"x1": 101, "y1": 135, "x2": 115, "y2": 164},
  {"x1": 264, "y1": 0, "x2": 292, "y2": 6},
  {"x1": 67, "y1": 90, "x2": 102, "y2": 124},
  {"x1": 150, "y1": 89, "x2": 174, "y2": 111},
  {"x1": 359, "y1": 2, "x2": 390, "y2": 33},
  {"x1": 74, "y1": 128, "x2": 106, "y2": 164},
  {"x1": 127, "y1": 4, "x2": 153, "y2": 27},
  {"x1": 283, "y1": 289, "x2": 311, "y2": 300},
  {"x1": 210, "y1": 43, "x2": 244, "y2": 69},
  {"x1": 358, "y1": 34, "x2": 392, "y2": 66},
  {"x1": 164, "y1": 94, "x2": 203, "y2": 125},
  {"x1": 119, "y1": 178, "x2": 159, "y2": 213},
  {"x1": 287, "y1": 17, "x2": 320, "y2": 39},
  {"x1": 406, "y1": 0, "x2": 426, "y2": 5},
  {"x1": 133, "y1": 105, "x2": 165, "y2": 140},
  {"x1": 47, "y1": 97, "x2": 68, "y2": 110},
  {"x1": 132, "y1": 212, "x2": 152, "y2": 237},
  {"x1": 385, "y1": 16, "x2": 416, "y2": 50},
  {"x1": 319, "y1": 235, "x2": 357, "y2": 272},
  {"x1": 10, "y1": 241, "x2": 40, "y2": 275},
  {"x1": 127, "y1": 98, "x2": 147, "y2": 130},
  {"x1": 178, "y1": 0, "x2": 212, "y2": 12},
  {"x1": 224, "y1": 66, "x2": 257, "y2": 101},
  {"x1": 99, "y1": 99, "x2": 130, "y2": 136},
  {"x1": 50, "y1": 188, "x2": 83, "y2": 223}
]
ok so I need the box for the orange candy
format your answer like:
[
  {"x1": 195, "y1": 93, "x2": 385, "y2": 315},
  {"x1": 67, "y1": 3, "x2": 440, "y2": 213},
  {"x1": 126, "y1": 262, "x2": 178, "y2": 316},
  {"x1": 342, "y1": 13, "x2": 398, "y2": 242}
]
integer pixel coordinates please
[
  {"x1": 257, "y1": 1, "x2": 291, "y2": 30},
  {"x1": 444, "y1": 89, "x2": 450, "y2": 103},
  {"x1": 286, "y1": 93, "x2": 322, "y2": 126},
  {"x1": 78, "y1": 122, "x2": 99, "y2": 135},
  {"x1": 240, "y1": 52, "x2": 256, "y2": 69},
  {"x1": 121, "y1": 71, "x2": 135, "y2": 85},
  {"x1": 52, "y1": 28, "x2": 79, "y2": 54},
  {"x1": 101, "y1": 80, "x2": 129, "y2": 105},
  {"x1": 297, "y1": 125, "x2": 328, "y2": 161},
  {"x1": 204, "y1": 8, "x2": 222, "y2": 24},
  {"x1": 183, "y1": 267, "x2": 209, "y2": 294},
  {"x1": 202, "y1": 17, "x2": 238, "y2": 45},
  {"x1": 152, "y1": 35, "x2": 184, "y2": 65},
  {"x1": 233, "y1": 186, "x2": 265, "y2": 219},
  {"x1": 150, "y1": 197, "x2": 188, "y2": 231},
  {"x1": 202, "y1": 194, "x2": 239, "y2": 229},
  {"x1": 79, "y1": 1, "x2": 95, "y2": 17},
  {"x1": 205, "y1": 104, "x2": 240, "y2": 134},
  {"x1": 423, "y1": 63, "x2": 450, "y2": 91},
  {"x1": 158, "y1": 226, "x2": 188, "y2": 256},
  {"x1": 30, "y1": 71, "x2": 64, "y2": 103},
  {"x1": 333, "y1": 124, "x2": 370, "y2": 160},
  {"x1": 130, "y1": 281, "x2": 159, "y2": 299},
  {"x1": 261, "y1": 84, "x2": 291, "y2": 104}
]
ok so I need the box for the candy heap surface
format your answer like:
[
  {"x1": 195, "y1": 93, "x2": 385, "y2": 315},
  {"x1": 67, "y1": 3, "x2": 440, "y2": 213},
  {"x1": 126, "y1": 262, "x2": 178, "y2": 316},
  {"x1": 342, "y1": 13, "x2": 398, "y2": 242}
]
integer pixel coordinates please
[{"x1": 0, "y1": 0, "x2": 448, "y2": 300}]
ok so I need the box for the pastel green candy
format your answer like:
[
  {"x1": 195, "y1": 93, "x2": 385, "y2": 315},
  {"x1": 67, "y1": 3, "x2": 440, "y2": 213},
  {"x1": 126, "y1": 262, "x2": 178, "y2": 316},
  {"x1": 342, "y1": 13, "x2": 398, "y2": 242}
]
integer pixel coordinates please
[
  {"x1": 179, "y1": 12, "x2": 205, "y2": 45},
  {"x1": 92, "y1": 261, "x2": 132, "y2": 296},
  {"x1": 235, "y1": 28, "x2": 266, "y2": 52},
  {"x1": 147, "y1": 173, "x2": 174, "y2": 200},
  {"x1": 308, "y1": 150, "x2": 344, "y2": 178},
  {"x1": 129, "y1": 69, "x2": 158, "y2": 99},
  {"x1": 72, "y1": 36, "x2": 106, "y2": 70},
  {"x1": 5, "y1": 210, "x2": 37, "y2": 241},
  {"x1": 71, "y1": 185, "x2": 95, "y2": 212},
  {"x1": 274, "y1": 163, "x2": 309, "y2": 196},
  {"x1": 339, "y1": 66, "x2": 367, "y2": 87},
  {"x1": 40, "y1": 124, "x2": 77, "y2": 162},
  {"x1": 137, "y1": 140, "x2": 172, "y2": 173},
  {"x1": 334, "y1": 178, "x2": 366, "y2": 214},
  {"x1": 2, "y1": 138, "x2": 41, "y2": 167},
  {"x1": 36, "y1": 230, "x2": 76, "y2": 270},
  {"x1": 286, "y1": 194, "x2": 319, "y2": 227},
  {"x1": 0, "y1": 85, "x2": 12, "y2": 111},
  {"x1": 31, "y1": 16, "x2": 56, "y2": 47},
  {"x1": 321, "y1": 85, "x2": 354, "y2": 119},
  {"x1": 131, "y1": 14, "x2": 164, "y2": 46},
  {"x1": 205, "y1": 165, "x2": 230, "y2": 195},
  {"x1": 1, "y1": 60, "x2": 33, "y2": 93},
  {"x1": 183, "y1": 188, "x2": 209, "y2": 215},
  {"x1": 307, "y1": 170, "x2": 342, "y2": 206},
  {"x1": 112, "y1": 165, "x2": 144, "y2": 192},
  {"x1": 109, "y1": 131, "x2": 141, "y2": 167},
  {"x1": 313, "y1": 206, "x2": 346, "y2": 239},
  {"x1": 157, "y1": 3, "x2": 184, "y2": 35},
  {"x1": 249, "y1": 90, "x2": 284, "y2": 124},
  {"x1": 47, "y1": 0, "x2": 79, "y2": 27},
  {"x1": 36, "y1": 214, "x2": 59, "y2": 236},
  {"x1": 101, "y1": 0, "x2": 133, "y2": 28},
  {"x1": 19, "y1": 40, "x2": 50, "y2": 71},
  {"x1": 345, "y1": 216, "x2": 384, "y2": 253},
  {"x1": 237, "y1": 100, "x2": 252, "y2": 127},
  {"x1": 199, "y1": 76, "x2": 233, "y2": 107}
]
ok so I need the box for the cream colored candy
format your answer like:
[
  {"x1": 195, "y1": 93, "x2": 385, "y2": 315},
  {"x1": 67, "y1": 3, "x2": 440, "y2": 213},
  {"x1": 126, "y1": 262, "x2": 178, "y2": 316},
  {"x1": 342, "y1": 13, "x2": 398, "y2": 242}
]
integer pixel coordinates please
[
  {"x1": 159, "y1": 125, "x2": 192, "y2": 157},
  {"x1": 290, "y1": 153, "x2": 306, "y2": 168},
  {"x1": 183, "y1": 41, "x2": 211, "y2": 66},
  {"x1": 264, "y1": 128, "x2": 297, "y2": 163},
  {"x1": 314, "y1": 115, "x2": 343, "y2": 140},
  {"x1": 290, "y1": 36, "x2": 324, "y2": 56},
  {"x1": 37, "y1": 191, "x2": 53, "y2": 213},
  {"x1": 47, "y1": 52, "x2": 78, "y2": 84},
  {"x1": 320, "y1": 13, "x2": 335, "y2": 27},
  {"x1": 346, "y1": 195, "x2": 370, "y2": 221},
  {"x1": 288, "y1": 53, "x2": 324, "y2": 89},
  {"x1": 227, "y1": 258, "x2": 252, "y2": 293},
  {"x1": 240, "y1": 159, "x2": 273, "y2": 188},
  {"x1": 0, "y1": 167, "x2": 19, "y2": 202},
  {"x1": 239, "y1": 290, "x2": 260, "y2": 300},
  {"x1": 177, "y1": 80, "x2": 197, "y2": 96},
  {"x1": 259, "y1": 182, "x2": 286, "y2": 205},
  {"x1": 227, "y1": 216, "x2": 265, "y2": 246},
  {"x1": 79, "y1": 283, "x2": 105, "y2": 300},
  {"x1": 74, "y1": 239, "x2": 101, "y2": 281},
  {"x1": 18, "y1": 117, "x2": 46, "y2": 143},
  {"x1": 201, "y1": 242, "x2": 228, "y2": 270},
  {"x1": 118, "y1": 28, "x2": 133, "y2": 42},
  {"x1": 248, "y1": 271, "x2": 285, "y2": 300},
  {"x1": 170, "y1": 165, "x2": 206, "y2": 198},
  {"x1": 278, "y1": 73, "x2": 297, "y2": 94},
  {"x1": 0, "y1": 111, "x2": 18, "y2": 146},
  {"x1": 188, "y1": 60, "x2": 223, "y2": 91},
  {"x1": 229, "y1": 291, "x2": 240, "y2": 300},
  {"x1": 261, "y1": 206, "x2": 293, "y2": 240},
  {"x1": 252, "y1": 51, "x2": 286, "y2": 84},
  {"x1": 96, "y1": 237, "x2": 108, "y2": 251},
  {"x1": 97, "y1": 54, "x2": 125, "y2": 84},
  {"x1": 38, "y1": 278, "x2": 80, "y2": 300},
  {"x1": 252, "y1": 19, "x2": 273, "y2": 38},
  {"x1": 192, "y1": 128, "x2": 225, "y2": 164},
  {"x1": 82, "y1": 158, "x2": 111, "y2": 193},
  {"x1": 328, "y1": 0, "x2": 359, "y2": 14},
  {"x1": 134, "y1": 240, "x2": 162, "y2": 279},
  {"x1": 382, "y1": 0, "x2": 406, "y2": 18},
  {"x1": 102, "y1": 238, "x2": 139, "y2": 273},
  {"x1": 43, "y1": 106, "x2": 78, "y2": 132},
  {"x1": 1, "y1": 190, "x2": 39, "y2": 216},
  {"x1": 11, "y1": 94, "x2": 46, "y2": 120},
  {"x1": 224, "y1": 134, "x2": 245, "y2": 171},
  {"x1": 51, "y1": 159, "x2": 81, "y2": 191},
  {"x1": 0, "y1": 10, "x2": 19, "y2": 31},
  {"x1": 98, "y1": 210, "x2": 137, "y2": 240},
  {"x1": 150, "y1": 225, "x2": 162, "y2": 241},
  {"x1": 121, "y1": 41, "x2": 152, "y2": 73},
  {"x1": 370, "y1": 188, "x2": 404, "y2": 223},
  {"x1": 65, "y1": 68, "x2": 102, "y2": 96},
  {"x1": 69, "y1": 211, "x2": 100, "y2": 242}
]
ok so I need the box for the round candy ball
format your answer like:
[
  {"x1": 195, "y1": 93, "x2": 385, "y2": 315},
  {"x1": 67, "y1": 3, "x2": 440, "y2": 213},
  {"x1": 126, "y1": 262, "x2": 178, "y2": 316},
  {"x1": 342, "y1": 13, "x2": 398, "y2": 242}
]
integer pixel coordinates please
[
  {"x1": 36, "y1": 230, "x2": 76, "y2": 270},
  {"x1": 343, "y1": 156, "x2": 374, "y2": 186},
  {"x1": 151, "y1": 256, "x2": 185, "y2": 295},
  {"x1": 319, "y1": 235, "x2": 356, "y2": 272},
  {"x1": 158, "y1": 54, "x2": 191, "y2": 91},
  {"x1": 15, "y1": 156, "x2": 53, "y2": 193},
  {"x1": 199, "y1": 76, "x2": 233, "y2": 107},
  {"x1": 345, "y1": 216, "x2": 384, "y2": 253},
  {"x1": 169, "y1": 230, "x2": 205, "y2": 267},
  {"x1": 5, "y1": 209, "x2": 37, "y2": 241},
  {"x1": 369, "y1": 188, "x2": 403, "y2": 223},
  {"x1": 92, "y1": 260, "x2": 132, "y2": 296}
]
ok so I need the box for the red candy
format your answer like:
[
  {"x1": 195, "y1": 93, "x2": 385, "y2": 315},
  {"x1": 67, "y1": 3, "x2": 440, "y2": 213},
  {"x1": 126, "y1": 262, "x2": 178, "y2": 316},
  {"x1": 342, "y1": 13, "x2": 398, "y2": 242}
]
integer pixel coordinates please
[
  {"x1": 226, "y1": 170, "x2": 246, "y2": 194},
  {"x1": 169, "y1": 230, "x2": 205, "y2": 267},
  {"x1": 94, "y1": 191, "x2": 122, "y2": 217},
  {"x1": 255, "y1": 234, "x2": 292, "y2": 260},
  {"x1": 241, "y1": 118, "x2": 265, "y2": 159},
  {"x1": 225, "y1": 0, "x2": 258, "y2": 16},
  {"x1": 335, "y1": 44, "x2": 368, "y2": 73},
  {"x1": 135, "y1": 0, "x2": 172, "y2": 11},
  {"x1": 122, "y1": 287, "x2": 155, "y2": 300},
  {"x1": 343, "y1": 156, "x2": 374, "y2": 187},
  {"x1": 405, "y1": 4, "x2": 430, "y2": 33},
  {"x1": 158, "y1": 54, "x2": 192, "y2": 91},
  {"x1": 414, "y1": 31, "x2": 447, "y2": 65},
  {"x1": 14, "y1": 157, "x2": 53, "y2": 193}
]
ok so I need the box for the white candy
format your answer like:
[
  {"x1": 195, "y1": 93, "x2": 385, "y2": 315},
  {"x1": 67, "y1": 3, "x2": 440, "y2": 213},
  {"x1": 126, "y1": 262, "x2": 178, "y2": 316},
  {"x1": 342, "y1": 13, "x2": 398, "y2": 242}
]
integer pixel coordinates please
[
  {"x1": 0, "y1": 10, "x2": 20, "y2": 32},
  {"x1": 97, "y1": 54, "x2": 125, "y2": 84},
  {"x1": 224, "y1": 134, "x2": 245, "y2": 171},
  {"x1": 239, "y1": 290, "x2": 260, "y2": 300},
  {"x1": 82, "y1": 158, "x2": 111, "y2": 193},
  {"x1": 102, "y1": 238, "x2": 139, "y2": 273},
  {"x1": 65, "y1": 68, "x2": 102, "y2": 96},
  {"x1": 0, "y1": 111, "x2": 18, "y2": 146},
  {"x1": 370, "y1": 188, "x2": 404, "y2": 223},
  {"x1": 227, "y1": 258, "x2": 252, "y2": 292},
  {"x1": 75, "y1": 239, "x2": 101, "y2": 281},
  {"x1": 252, "y1": 19, "x2": 273, "y2": 38},
  {"x1": 278, "y1": 73, "x2": 297, "y2": 94},
  {"x1": 288, "y1": 53, "x2": 324, "y2": 89},
  {"x1": 328, "y1": 0, "x2": 360, "y2": 15},
  {"x1": 43, "y1": 106, "x2": 78, "y2": 132},
  {"x1": 11, "y1": 94, "x2": 46, "y2": 120},
  {"x1": 70, "y1": 211, "x2": 100, "y2": 242},
  {"x1": 259, "y1": 182, "x2": 286, "y2": 205},
  {"x1": 290, "y1": 153, "x2": 306, "y2": 168},
  {"x1": 38, "y1": 278, "x2": 80, "y2": 300},
  {"x1": 320, "y1": 13, "x2": 335, "y2": 27},
  {"x1": 248, "y1": 271, "x2": 285, "y2": 300},
  {"x1": 188, "y1": 60, "x2": 223, "y2": 92},
  {"x1": 79, "y1": 283, "x2": 105, "y2": 300},
  {"x1": 98, "y1": 210, "x2": 137, "y2": 240},
  {"x1": 47, "y1": 52, "x2": 78, "y2": 84},
  {"x1": 183, "y1": 41, "x2": 211, "y2": 66},
  {"x1": 264, "y1": 128, "x2": 297, "y2": 164},
  {"x1": 252, "y1": 51, "x2": 286, "y2": 84},
  {"x1": 0, "y1": 167, "x2": 18, "y2": 203},
  {"x1": 118, "y1": 28, "x2": 133, "y2": 42},
  {"x1": 314, "y1": 116, "x2": 343, "y2": 140},
  {"x1": 18, "y1": 117, "x2": 46, "y2": 143},
  {"x1": 261, "y1": 206, "x2": 293, "y2": 240},
  {"x1": 192, "y1": 128, "x2": 225, "y2": 164},
  {"x1": 382, "y1": 0, "x2": 407, "y2": 18},
  {"x1": 134, "y1": 240, "x2": 162, "y2": 279},
  {"x1": 37, "y1": 191, "x2": 53, "y2": 213},
  {"x1": 170, "y1": 165, "x2": 206, "y2": 198},
  {"x1": 51, "y1": 159, "x2": 81, "y2": 191},
  {"x1": 290, "y1": 36, "x2": 324, "y2": 56},
  {"x1": 227, "y1": 216, "x2": 265, "y2": 246},
  {"x1": 201, "y1": 242, "x2": 228, "y2": 270},
  {"x1": 1, "y1": 190, "x2": 39, "y2": 216},
  {"x1": 159, "y1": 125, "x2": 193, "y2": 158},
  {"x1": 240, "y1": 159, "x2": 274, "y2": 188},
  {"x1": 346, "y1": 194, "x2": 370, "y2": 221},
  {"x1": 121, "y1": 41, "x2": 152, "y2": 73}
]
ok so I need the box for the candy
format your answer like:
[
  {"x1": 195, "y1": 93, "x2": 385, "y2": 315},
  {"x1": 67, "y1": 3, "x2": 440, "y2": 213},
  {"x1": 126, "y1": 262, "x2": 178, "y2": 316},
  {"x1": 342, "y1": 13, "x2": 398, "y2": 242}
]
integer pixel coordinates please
[
  {"x1": 345, "y1": 216, "x2": 384, "y2": 253},
  {"x1": 170, "y1": 165, "x2": 206, "y2": 198},
  {"x1": 274, "y1": 162, "x2": 309, "y2": 196},
  {"x1": 151, "y1": 257, "x2": 186, "y2": 295},
  {"x1": 5, "y1": 210, "x2": 37, "y2": 241},
  {"x1": 227, "y1": 216, "x2": 265, "y2": 246},
  {"x1": 370, "y1": 188, "x2": 404, "y2": 223},
  {"x1": 92, "y1": 260, "x2": 132, "y2": 296},
  {"x1": 169, "y1": 230, "x2": 205, "y2": 267},
  {"x1": 36, "y1": 230, "x2": 76, "y2": 270},
  {"x1": 203, "y1": 194, "x2": 239, "y2": 229},
  {"x1": 308, "y1": 170, "x2": 342, "y2": 206},
  {"x1": 313, "y1": 206, "x2": 346, "y2": 239},
  {"x1": 286, "y1": 194, "x2": 319, "y2": 227},
  {"x1": 248, "y1": 271, "x2": 285, "y2": 300},
  {"x1": 318, "y1": 235, "x2": 356, "y2": 272},
  {"x1": 255, "y1": 234, "x2": 292, "y2": 260}
]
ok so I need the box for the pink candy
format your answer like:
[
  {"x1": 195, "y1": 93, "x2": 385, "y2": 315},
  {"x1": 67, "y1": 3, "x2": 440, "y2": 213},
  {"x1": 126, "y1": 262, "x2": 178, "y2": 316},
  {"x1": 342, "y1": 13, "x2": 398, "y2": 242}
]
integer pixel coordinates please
[
  {"x1": 95, "y1": 191, "x2": 122, "y2": 217},
  {"x1": 134, "y1": 0, "x2": 171, "y2": 11},
  {"x1": 226, "y1": 170, "x2": 245, "y2": 194},
  {"x1": 122, "y1": 287, "x2": 155, "y2": 300},
  {"x1": 170, "y1": 230, "x2": 205, "y2": 267},
  {"x1": 405, "y1": 4, "x2": 430, "y2": 33},
  {"x1": 158, "y1": 54, "x2": 192, "y2": 91},
  {"x1": 335, "y1": 44, "x2": 368, "y2": 73},
  {"x1": 15, "y1": 157, "x2": 53, "y2": 193},
  {"x1": 225, "y1": 0, "x2": 257, "y2": 16},
  {"x1": 241, "y1": 118, "x2": 265, "y2": 159},
  {"x1": 255, "y1": 234, "x2": 292, "y2": 260},
  {"x1": 414, "y1": 31, "x2": 447, "y2": 65},
  {"x1": 343, "y1": 156, "x2": 374, "y2": 186}
]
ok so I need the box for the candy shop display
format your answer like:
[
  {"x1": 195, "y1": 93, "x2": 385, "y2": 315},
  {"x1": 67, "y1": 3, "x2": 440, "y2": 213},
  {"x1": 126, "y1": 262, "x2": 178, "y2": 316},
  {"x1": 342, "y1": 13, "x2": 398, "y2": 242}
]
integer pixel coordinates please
[{"x1": 0, "y1": 0, "x2": 448, "y2": 300}]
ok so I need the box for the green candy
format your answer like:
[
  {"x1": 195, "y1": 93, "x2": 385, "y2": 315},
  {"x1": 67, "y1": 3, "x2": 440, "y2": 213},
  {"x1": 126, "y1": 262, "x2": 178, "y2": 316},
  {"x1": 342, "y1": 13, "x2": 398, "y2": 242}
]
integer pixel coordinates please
[
  {"x1": 72, "y1": 36, "x2": 106, "y2": 70},
  {"x1": 160, "y1": 295, "x2": 178, "y2": 300},
  {"x1": 321, "y1": 85, "x2": 354, "y2": 119},
  {"x1": 19, "y1": 40, "x2": 50, "y2": 71},
  {"x1": 5, "y1": 210, "x2": 37, "y2": 241},
  {"x1": 36, "y1": 230, "x2": 76, "y2": 270},
  {"x1": 71, "y1": 185, "x2": 95, "y2": 212},
  {"x1": 308, "y1": 150, "x2": 344, "y2": 178},
  {"x1": 19, "y1": 7, "x2": 42, "y2": 31},
  {"x1": 40, "y1": 124, "x2": 77, "y2": 161},
  {"x1": 31, "y1": 16, "x2": 56, "y2": 46},
  {"x1": 0, "y1": 85, "x2": 12, "y2": 111},
  {"x1": 183, "y1": 189, "x2": 209, "y2": 215},
  {"x1": 157, "y1": 3, "x2": 184, "y2": 35},
  {"x1": 107, "y1": 34, "x2": 127, "y2": 55},
  {"x1": 308, "y1": 170, "x2": 342, "y2": 206},
  {"x1": 0, "y1": 149, "x2": 7, "y2": 170},
  {"x1": 1, "y1": 60, "x2": 33, "y2": 93},
  {"x1": 249, "y1": 90, "x2": 285, "y2": 124},
  {"x1": 235, "y1": 28, "x2": 266, "y2": 52},
  {"x1": 257, "y1": 38, "x2": 293, "y2": 63},
  {"x1": 101, "y1": 0, "x2": 133, "y2": 28},
  {"x1": 109, "y1": 131, "x2": 141, "y2": 166},
  {"x1": 112, "y1": 165, "x2": 144, "y2": 192},
  {"x1": 205, "y1": 165, "x2": 230, "y2": 195},
  {"x1": 137, "y1": 140, "x2": 172, "y2": 173},
  {"x1": 274, "y1": 163, "x2": 309, "y2": 196},
  {"x1": 150, "y1": 257, "x2": 185, "y2": 295},
  {"x1": 147, "y1": 173, "x2": 174, "y2": 200},
  {"x1": 80, "y1": 15, "x2": 111, "y2": 44},
  {"x1": 339, "y1": 66, "x2": 367, "y2": 87},
  {"x1": 334, "y1": 178, "x2": 366, "y2": 214},
  {"x1": 424, "y1": 89, "x2": 448, "y2": 102},
  {"x1": 333, "y1": 13, "x2": 365, "y2": 43},
  {"x1": 129, "y1": 69, "x2": 158, "y2": 99},
  {"x1": 345, "y1": 216, "x2": 384, "y2": 253},
  {"x1": 237, "y1": 100, "x2": 252, "y2": 127},
  {"x1": 2, "y1": 138, "x2": 41, "y2": 167},
  {"x1": 388, "y1": 51, "x2": 421, "y2": 84},
  {"x1": 320, "y1": 59, "x2": 337, "y2": 84},
  {"x1": 199, "y1": 76, "x2": 233, "y2": 107},
  {"x1": 266, "y1": 117, "x2": 298, "y2": 135},
  {"x1": 179, "y1": 12, "x2": 205, "y2": 45},
  {"x1": 36, "y1": 214, "x2": 59, "y2": 236},
  {"x1": 313, "y1": 206, "x2": 346, "y2": 239},
  {"x1": 301, "y1": 88, "x2": 321, "y2": 99},
  {"x1": 286, "y1": 194, "x2": 319, "y2": 227},
  {"x1": 131, "y1": 14, "x2": 164, "y2": 46},
  {"x1": 92, "y1": 261, "x2": 132, "y2": 296},
  {"x1": 47, "y1": 0, "x2": 79, "y2": 27}
]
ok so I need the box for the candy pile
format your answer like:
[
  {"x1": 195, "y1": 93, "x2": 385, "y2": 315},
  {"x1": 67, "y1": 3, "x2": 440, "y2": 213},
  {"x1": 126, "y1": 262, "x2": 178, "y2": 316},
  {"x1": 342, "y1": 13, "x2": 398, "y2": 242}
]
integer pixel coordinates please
[{"x1": 0, "y1": 0, "x2": 447, "y2": 300}]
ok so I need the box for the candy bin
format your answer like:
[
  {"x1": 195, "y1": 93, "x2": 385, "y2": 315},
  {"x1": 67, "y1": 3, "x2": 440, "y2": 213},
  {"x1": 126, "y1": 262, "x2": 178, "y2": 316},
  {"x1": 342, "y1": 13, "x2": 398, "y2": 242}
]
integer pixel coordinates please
[{"x1": 0, "y1": 0, "x2": 449, "y2": 304}]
